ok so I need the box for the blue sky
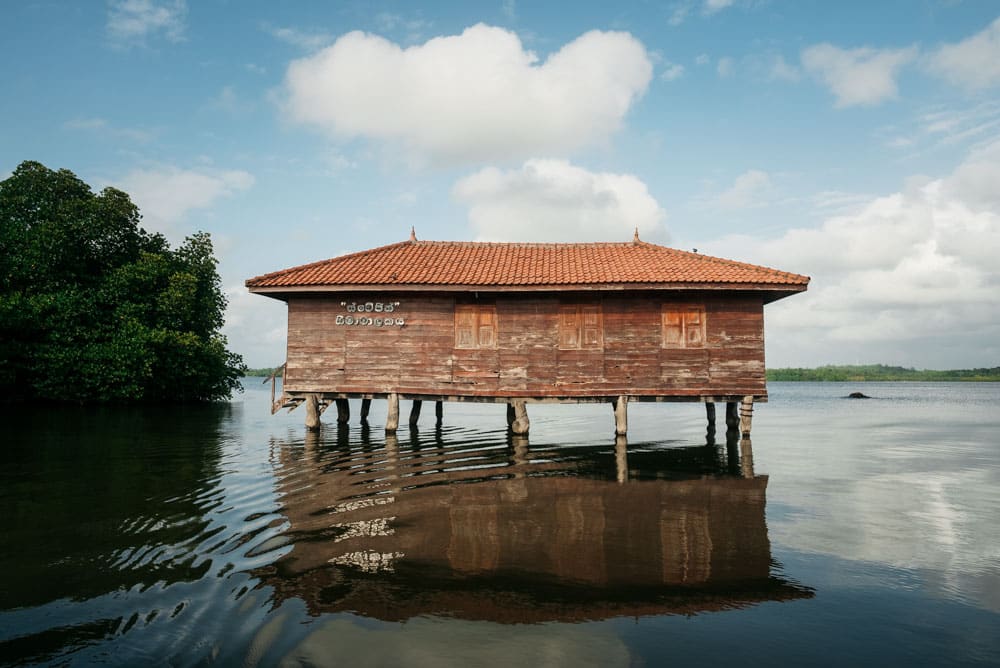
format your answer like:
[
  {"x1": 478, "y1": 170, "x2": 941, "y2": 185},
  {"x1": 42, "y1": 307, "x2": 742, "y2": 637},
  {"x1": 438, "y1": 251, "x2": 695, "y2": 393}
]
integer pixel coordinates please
[{"x1": 3, "y1": 1, "x2": 999, "y2": 368}]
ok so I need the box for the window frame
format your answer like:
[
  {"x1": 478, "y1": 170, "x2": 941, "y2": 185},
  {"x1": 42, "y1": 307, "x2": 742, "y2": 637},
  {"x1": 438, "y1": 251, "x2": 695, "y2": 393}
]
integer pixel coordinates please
[
  {"x1": 558, "y1": 304, "x2": 604, "y2": 350},
  {"x1": 661, "y1": 304, "x2": 707, "y2": 349},
  {"x1": 454, "y1": 304, "x2": 498, "y2": 350}
]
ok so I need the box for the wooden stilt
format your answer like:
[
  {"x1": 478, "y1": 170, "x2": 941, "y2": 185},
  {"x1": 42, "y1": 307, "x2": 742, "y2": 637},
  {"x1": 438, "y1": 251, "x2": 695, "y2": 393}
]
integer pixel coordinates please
[
  {"x1": 386, "y1": 393, "x2": 399, "y2": 433},
  {"x1": 705, "y1": 399, "x2": 717, "y2": 446},
  {"x1": 336, "y1": 398, "x2": 350, "y2": 424},
  {"x1": 615, "y1": 434, "x2": 628, "y2": 484},
  {"x1": 739, "y1": 395, "x2": 754, "y2": 438},
  {"x1": 435, "y1": 400, "x2": 443, "y2": 426},
  {"x1": 511, "y1": 399, "x2": 530, "y2": 435},
  {"x1": 360, "y1": 398, "x2": 372, "y2": 424},
  {"x1": 305, "y1": 394, "x2": 321, "y2": 431},
  {"x1": 725, "y1": 401, "x2": 739, "y2": 431},
  {"x1": 409, "y1": 399, "x2": 422, "y2": 426},
  {"x1": 614, "y1": 395, "x2": 628, "y2": 436},
  {"x1": 506, "y1": 402, "x2": 516, "y2": 429}
]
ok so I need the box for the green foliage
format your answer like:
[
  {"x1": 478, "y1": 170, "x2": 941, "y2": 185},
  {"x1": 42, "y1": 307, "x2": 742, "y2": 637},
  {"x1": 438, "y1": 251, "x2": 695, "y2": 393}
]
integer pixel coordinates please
[
  {"x1": 0, "y1": 160, "x2": 246, "y2": 401},
  {"x1": 243, "y1": 367, "x2": 283, "y2": 378},
  {"x1": 767, "y1": 364, "x2": 1000, "y2": 382}
]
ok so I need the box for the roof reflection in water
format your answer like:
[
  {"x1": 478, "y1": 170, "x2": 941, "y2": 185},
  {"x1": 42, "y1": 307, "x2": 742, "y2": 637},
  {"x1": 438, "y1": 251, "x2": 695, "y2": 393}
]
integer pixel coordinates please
[{"x1": 257, "y1": 426, "x2": 812, "y2": 623}]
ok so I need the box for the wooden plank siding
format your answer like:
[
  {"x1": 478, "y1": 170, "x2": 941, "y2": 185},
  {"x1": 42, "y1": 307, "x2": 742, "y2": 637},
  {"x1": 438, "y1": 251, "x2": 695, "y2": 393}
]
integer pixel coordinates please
[{"x1": 284, "y1": 291, "x2": 767, "y2": 399}]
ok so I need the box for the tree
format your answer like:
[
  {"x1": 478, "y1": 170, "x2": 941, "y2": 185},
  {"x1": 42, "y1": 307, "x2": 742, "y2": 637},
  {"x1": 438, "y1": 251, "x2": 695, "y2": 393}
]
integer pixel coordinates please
[{"x1": 0, "y1": 160, "x2": 246, "y2": 401}]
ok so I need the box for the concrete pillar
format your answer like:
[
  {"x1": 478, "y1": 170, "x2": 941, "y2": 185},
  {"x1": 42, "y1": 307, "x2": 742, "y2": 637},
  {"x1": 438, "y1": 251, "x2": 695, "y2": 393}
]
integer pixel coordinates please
[
  {"x1": 386, "y1": 393, "x2": 399, "y2": 433},
  {"x1": 511, "y1": 399, "x2": 530, "y2": 435},
  {"x1": 305, "y1": 394, "x2": 321, "y2": 431},
  {"x1": 409, "y1": 399, "x2": 422, "y2": 427},
  {"x1": 614, "y1": 395, "x2": 628, "y2": 436}
]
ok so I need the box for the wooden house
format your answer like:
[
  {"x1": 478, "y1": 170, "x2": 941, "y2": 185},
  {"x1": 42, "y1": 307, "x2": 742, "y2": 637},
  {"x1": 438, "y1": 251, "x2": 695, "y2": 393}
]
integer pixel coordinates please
[{"x1": 245, "y1": 233, "x2": 809, "y2": 435}]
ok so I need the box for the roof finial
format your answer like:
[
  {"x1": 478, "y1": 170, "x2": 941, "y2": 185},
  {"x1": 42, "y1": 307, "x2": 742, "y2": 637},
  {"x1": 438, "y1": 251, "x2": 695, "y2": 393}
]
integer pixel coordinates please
[
  {"x1": 633, "y1": 227, "x2": 640, "y2": 242},
  {"x1": 409, "y1": 226, "x2": 417, "y2": 242}
]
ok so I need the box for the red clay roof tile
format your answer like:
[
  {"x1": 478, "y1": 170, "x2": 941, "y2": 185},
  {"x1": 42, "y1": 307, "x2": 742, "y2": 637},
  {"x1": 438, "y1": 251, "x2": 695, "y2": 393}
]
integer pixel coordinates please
[{"x1": 245, "y1": 240, "x2": 809, "y2": 292}]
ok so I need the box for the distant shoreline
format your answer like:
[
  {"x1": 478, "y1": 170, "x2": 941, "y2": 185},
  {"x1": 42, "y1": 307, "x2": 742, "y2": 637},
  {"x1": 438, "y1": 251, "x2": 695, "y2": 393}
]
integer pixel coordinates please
[{"x1": 766, "y1": 365, "x2": 1000, "y2": 382}]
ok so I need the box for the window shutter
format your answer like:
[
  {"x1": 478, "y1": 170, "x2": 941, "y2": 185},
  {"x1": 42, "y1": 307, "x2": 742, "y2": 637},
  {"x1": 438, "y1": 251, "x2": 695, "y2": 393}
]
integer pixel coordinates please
[
  {"x1": 559, "y1": 306, "x2": 580, "y2": 348},
  {"x1": 455, "y1": 306, "x2": 476, "y2": 348},
  {"x1": 477, "y1": 307, "x2": 497, "y2": 348},
  {"x1": 685, "y1": 308, "x2": 704, "y2": 346},
  {"x1": 582, "y1": 306, "x2": 602, "y2": 348},
  {"x1": 662, "y1": 310, "x2": 683, "y2": 347}
]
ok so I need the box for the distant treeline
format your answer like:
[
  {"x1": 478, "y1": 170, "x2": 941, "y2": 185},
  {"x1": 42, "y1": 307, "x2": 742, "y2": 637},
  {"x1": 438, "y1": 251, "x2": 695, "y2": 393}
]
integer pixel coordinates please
[
  {"x1": 245, "y1": 367, "x2": 283, "y2": 378},
  {"x1": 767, "y1": 364, "x2": 1000, "y2": 382}
]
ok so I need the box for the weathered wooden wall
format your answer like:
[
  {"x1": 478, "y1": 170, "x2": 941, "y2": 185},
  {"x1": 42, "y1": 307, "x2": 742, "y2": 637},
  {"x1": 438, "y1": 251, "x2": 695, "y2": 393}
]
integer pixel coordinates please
[{"x1": 283, "y1": 291, "x2": 766, "y2": 399}]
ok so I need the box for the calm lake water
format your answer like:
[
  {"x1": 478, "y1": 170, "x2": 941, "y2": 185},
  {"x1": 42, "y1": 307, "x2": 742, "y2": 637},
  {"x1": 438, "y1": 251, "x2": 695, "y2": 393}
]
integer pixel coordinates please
[{"x1": 2, "y1": 382, "x2": 999, "y2": 666}]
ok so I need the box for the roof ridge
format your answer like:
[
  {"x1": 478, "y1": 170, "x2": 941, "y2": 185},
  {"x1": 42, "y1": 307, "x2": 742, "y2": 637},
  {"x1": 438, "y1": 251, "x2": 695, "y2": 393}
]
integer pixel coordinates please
[
  {"x1": 246, "y1": 239, "x2": 415, "y2": 283},
  {"x1": 648, "y1": 245, "x2": 810, "y2": 281}
]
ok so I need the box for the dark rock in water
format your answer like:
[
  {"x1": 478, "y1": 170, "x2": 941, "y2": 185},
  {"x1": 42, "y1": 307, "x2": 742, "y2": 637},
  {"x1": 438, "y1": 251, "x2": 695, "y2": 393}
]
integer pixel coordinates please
[{"x1": 846, "y1": 392, "x2": 871, "y2": 399}]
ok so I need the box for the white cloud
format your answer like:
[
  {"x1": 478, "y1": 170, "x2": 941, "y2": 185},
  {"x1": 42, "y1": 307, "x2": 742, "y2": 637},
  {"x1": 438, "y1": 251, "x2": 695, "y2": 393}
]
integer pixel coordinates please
[
  {"x1": 802, "y1": 43, "x2": 917, "y2": 107},
  {"x1": 926, "y1": 17, "x2": 1000, "y2": 91},
  {"x1": 695, "y1": 53, "x2": 710, "y2": 66},
  {"x1": 715, "y1": 169, "x2": 772, "y2": 209},
  {"x1": 107, "y1": 0, "x2": 186, "y2": 46},
  {"x1": 661, "y1": 61, "x2": 685, "y2": 81},
  {"x1": 263, "y1": 24, "x2": 334, "y2": 51},
  {"x1": 768, "y1": 54, "x2": 800, "y2": 82},
  {"x1": 114, "y1": 166, "x2": 255, "y2": 235},
  {"x1": 716, "y1": 56, "x2": 734, "y2": 78},
  {"x1": 282, "y1": 24, "x2": 653, "y2": 165},
  {"x1": 668, "y1": 3, "x2": 691, "y2": 26},
  {"x1": 64, "y1": 117, "x2": 155, "y2": 142},
  {"x1": 453, "y1": 159, "x2": 667, "y2": 243},
  {"x1": 703, "y1": 0, "x2": 734, "y2": 15},
  {"x1": 223, "y1": 284, "x2": 287, "y2": 368},
  {"x1": 701, "y1": 144, "x2": 1000, "y2": 365}
]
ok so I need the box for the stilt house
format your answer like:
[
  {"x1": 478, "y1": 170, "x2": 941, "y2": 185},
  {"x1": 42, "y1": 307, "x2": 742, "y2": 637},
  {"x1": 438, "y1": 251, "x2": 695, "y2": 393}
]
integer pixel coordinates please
[{"x1": 245, "y1": 233, "x2": 809, "y2": 435}]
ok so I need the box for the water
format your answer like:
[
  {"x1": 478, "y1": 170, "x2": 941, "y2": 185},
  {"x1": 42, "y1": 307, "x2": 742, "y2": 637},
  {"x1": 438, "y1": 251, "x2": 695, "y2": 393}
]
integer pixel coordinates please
[{"x1": 1, "y1": 382, "x2": 998, "y2": 666}]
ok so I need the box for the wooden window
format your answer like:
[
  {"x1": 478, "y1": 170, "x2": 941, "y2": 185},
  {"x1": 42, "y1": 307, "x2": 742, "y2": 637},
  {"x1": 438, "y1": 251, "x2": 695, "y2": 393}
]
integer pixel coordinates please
[
  {"x1": 662, "y1": 305, "x2": 706, "y2": 348},
  {"x1": 455, "y1": 304, "x2": 497, "y2": 349},
  {"x1": 559, "y1": 305, "x2": 603, "y2": 349}
]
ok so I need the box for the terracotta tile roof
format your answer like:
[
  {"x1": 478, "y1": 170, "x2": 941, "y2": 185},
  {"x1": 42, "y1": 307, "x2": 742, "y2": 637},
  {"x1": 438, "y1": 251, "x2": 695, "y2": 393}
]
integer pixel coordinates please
[{"x1": 246, "y1": 240, "x2": 809, "y2": 293}]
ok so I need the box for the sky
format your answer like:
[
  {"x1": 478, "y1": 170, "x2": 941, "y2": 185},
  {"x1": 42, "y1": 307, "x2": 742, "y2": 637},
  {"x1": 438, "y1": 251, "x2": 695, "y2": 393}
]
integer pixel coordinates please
[{"x1": 2, "y1": 0, "x2": 999, "y2": 369}]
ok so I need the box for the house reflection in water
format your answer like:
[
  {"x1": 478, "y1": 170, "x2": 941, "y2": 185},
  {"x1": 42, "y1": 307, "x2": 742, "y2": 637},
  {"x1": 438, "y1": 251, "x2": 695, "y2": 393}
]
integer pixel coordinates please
[{"x1": 257, "y1": 428, "x2": 812, "y2": 622}]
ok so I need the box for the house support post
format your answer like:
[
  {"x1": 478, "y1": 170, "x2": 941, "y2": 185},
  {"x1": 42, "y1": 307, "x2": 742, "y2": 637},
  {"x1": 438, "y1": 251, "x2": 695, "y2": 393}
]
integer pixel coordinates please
[
  {"x1": 409, "y1": 400, "x2": 422, "y2": 427},
  {"x1": 386, "y1": 393, "x2": 399, "y2": 433},
  {"x1": 335, "y1": 399, "x2": 350, "y2": 424},
  {"x1": 511, "y1": 399, "x2": 530, "y2": 435},
  {"x1": 506, "y1": 402, "x2": 516, "y2": 429},
  {"x1": 435, "y1": 400, "x2": 443, "y2": 426},
  {"x1": 614, "y1": 395, "x2": 628, "y2": 436},
  {"x1": 360, "y1": 398, "x2": 371, "y2": 424},
  {"x1": 739, "y1": 395, "x2": 754, "y2": 438},
  {"x1": 305, "y1": 394, "x2": 321, "y2": 432},
  {"x1": 705, "y1": 400, "x2": 717, "y2": 446},
  {"x1": 725, "y1": 401, "x2": 739, "y2": 432}
]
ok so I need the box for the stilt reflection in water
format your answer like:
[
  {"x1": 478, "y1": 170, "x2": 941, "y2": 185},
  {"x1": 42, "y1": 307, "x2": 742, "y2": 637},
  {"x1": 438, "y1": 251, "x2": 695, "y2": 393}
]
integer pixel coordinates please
[{"x1": 260, "y1": 428, "x2": 809, "y2": 623}]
